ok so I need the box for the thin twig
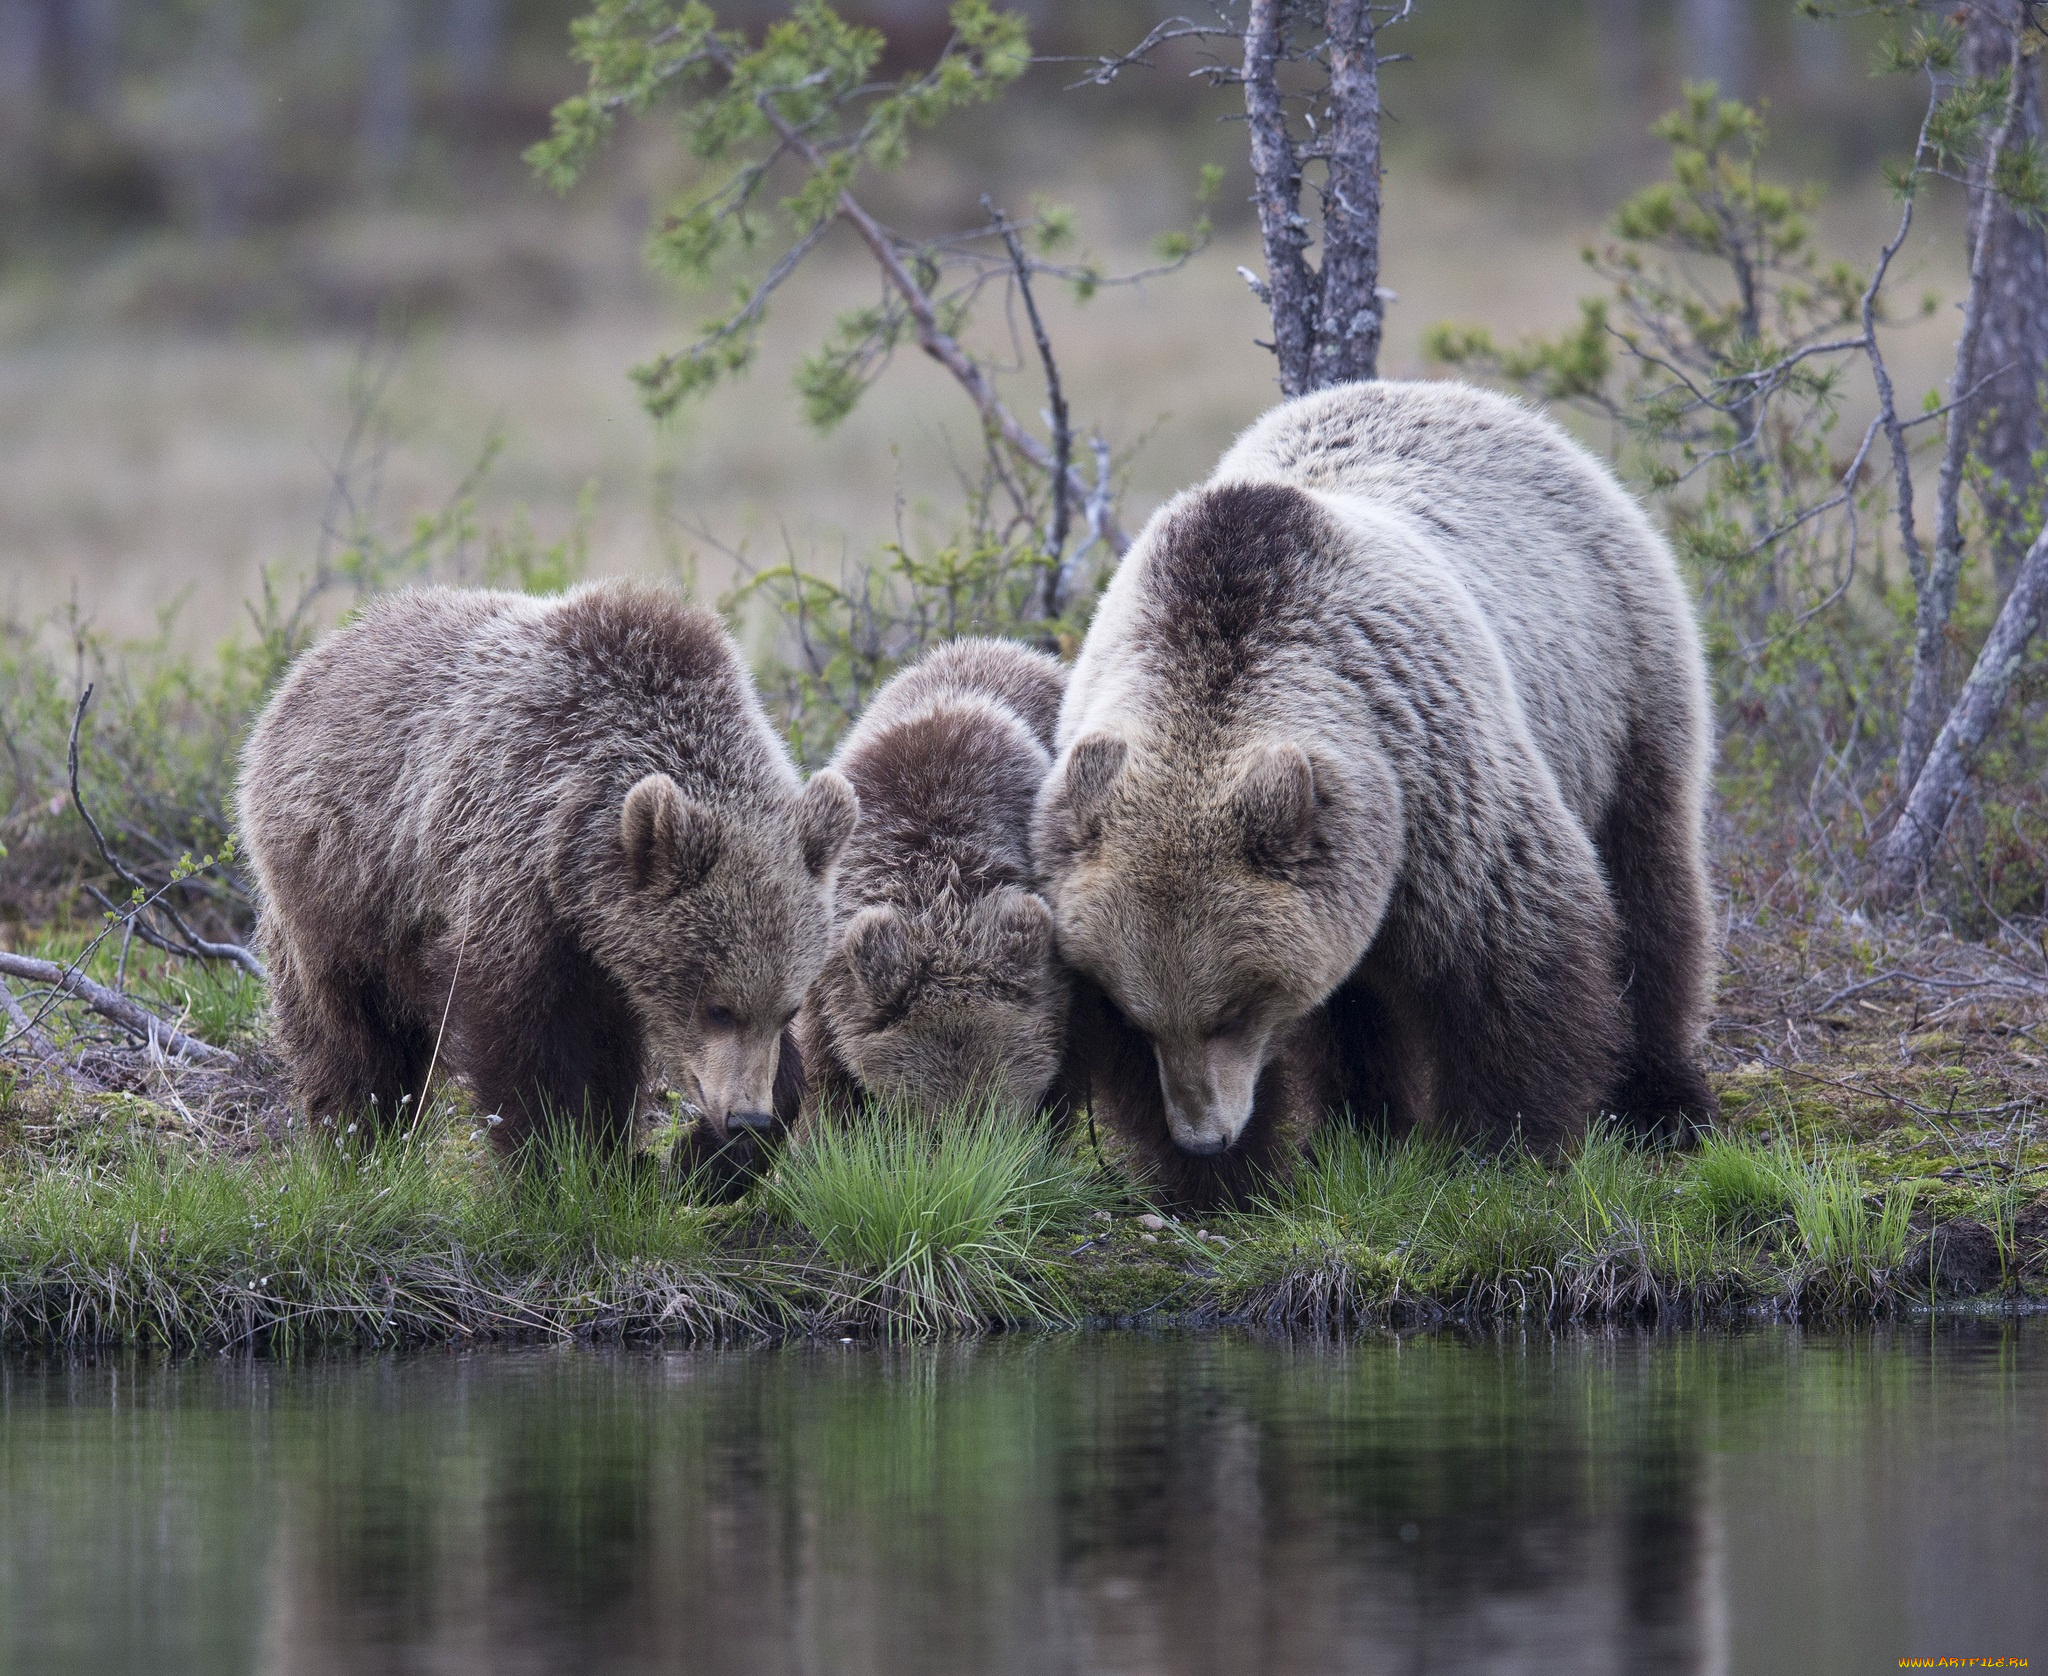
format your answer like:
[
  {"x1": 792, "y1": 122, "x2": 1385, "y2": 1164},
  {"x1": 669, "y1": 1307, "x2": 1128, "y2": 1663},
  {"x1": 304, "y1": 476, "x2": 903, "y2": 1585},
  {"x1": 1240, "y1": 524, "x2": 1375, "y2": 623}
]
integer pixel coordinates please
[
  {"x1": 66, "y1": 687, "x2": 266, "y2": 980},
  {"x1": 1051, "y1": 17, "x2": 1243, "y2": 90},
  {"x1": 986, "y1": 198, "x2": 1073, "y2": 620},
  {"x1": 416, "y1": 911, "x2": 473, "y2": 1118},
  {"x1": 0, "y1": 975, "x2": 68, "y2": 1072}
]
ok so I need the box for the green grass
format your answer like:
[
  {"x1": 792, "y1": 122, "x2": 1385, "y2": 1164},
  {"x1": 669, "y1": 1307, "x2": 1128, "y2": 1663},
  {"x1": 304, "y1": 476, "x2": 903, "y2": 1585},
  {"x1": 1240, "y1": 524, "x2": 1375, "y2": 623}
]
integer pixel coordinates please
[
  {"x1": 0, "y1": 1125, "x2": 764, "y2": 1350},
  {"x1": 0, "y1": 1099, "x2": 2034, "y2": 1350},
  {"x1": 1197, "y1": 1123, "x2": 1983, "y2": 1330},
  {"x1": 767, "y1": 1103, "x2": 1114, "y2": 1337}
]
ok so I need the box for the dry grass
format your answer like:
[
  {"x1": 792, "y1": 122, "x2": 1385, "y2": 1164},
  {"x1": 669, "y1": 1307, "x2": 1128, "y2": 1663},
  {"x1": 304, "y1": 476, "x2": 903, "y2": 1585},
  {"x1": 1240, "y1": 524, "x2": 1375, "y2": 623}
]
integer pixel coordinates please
[{"x1": 1, "y1": 159, "x2": 1968, "y2": 646}]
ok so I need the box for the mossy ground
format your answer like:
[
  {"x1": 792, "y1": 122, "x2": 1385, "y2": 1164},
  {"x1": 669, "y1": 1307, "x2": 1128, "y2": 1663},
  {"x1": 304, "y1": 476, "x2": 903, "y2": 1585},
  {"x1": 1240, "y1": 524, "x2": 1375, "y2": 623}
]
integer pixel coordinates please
[{"x1": 2, "y1": 908, "x2": 2044, "y2": 1348}]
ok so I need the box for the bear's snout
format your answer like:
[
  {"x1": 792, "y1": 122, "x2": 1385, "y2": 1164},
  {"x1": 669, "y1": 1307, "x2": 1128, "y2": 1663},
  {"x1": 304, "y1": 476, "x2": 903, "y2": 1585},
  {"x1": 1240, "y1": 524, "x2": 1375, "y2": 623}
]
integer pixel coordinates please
[{"x1": 1155, "y1": 1036, "x2": 1266, "y2": 1156}]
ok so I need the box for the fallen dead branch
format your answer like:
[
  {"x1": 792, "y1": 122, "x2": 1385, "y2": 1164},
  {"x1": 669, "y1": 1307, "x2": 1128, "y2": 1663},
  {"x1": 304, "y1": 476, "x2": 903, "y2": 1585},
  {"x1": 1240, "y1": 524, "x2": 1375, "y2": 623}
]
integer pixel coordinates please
[{"x1": 0, "y1": 951, "x2": 236, "y2": 1066}]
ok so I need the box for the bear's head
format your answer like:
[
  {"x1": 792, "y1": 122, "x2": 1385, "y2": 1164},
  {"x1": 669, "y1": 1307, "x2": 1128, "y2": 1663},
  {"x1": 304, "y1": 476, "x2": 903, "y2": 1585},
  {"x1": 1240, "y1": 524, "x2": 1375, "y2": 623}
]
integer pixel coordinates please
[
  {"x1": 813, "y1": 880, "x2": 1069, "y2": 1115},
  {"x1": 595, "y1": 767, "x2": 858, "y2": 1142},
  {"x1": 1036, "y1": 729, "x2": 1400, "y2": 1156}
]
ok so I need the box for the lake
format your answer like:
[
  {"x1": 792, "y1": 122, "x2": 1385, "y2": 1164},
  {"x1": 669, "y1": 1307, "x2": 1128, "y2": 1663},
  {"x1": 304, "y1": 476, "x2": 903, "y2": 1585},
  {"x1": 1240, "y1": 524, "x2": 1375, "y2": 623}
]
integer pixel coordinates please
[{"x1": 1, "y1": 1322, "x2": 2041, "y2": 1674}]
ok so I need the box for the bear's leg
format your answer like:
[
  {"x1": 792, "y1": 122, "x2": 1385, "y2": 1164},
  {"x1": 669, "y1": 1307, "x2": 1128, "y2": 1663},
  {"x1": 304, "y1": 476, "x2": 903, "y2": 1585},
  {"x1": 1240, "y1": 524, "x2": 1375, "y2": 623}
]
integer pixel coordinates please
[
  {"x1": 789, "y1": 1016, "x2": 868, "y2": 1137},
  {"x1": 268, "y1": 943, "x2": 433, "y2": 1131},
  {"x1": 1061, "y1": 977, "x2": 1325, "y2": 1210},
  {"x1": 1391, "y1": 835, "x2": 1629, "y2": 1155},
  {"x1": 1595, "y1": 745, "x2": 1717, "y2": 1144},
  {"x1": 1057, "y1": 975, "x2": 1170, "y2": 1171},
  {"x1": 461, "y1": 937, "x2": 645, "y2": 1157},
  {"x1": 1324, "y1": 976, "x2": 1433, "y2": 1141}
]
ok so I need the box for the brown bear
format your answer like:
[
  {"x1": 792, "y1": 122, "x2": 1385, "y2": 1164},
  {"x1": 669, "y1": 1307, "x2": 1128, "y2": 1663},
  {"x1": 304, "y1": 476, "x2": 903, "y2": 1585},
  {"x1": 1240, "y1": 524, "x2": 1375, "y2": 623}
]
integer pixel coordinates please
[
  {"x1": 237, "y1": 580, "x2": 857, "y2": 1170},
  {"x1": 796, "y1": 637, "x2": 1070, "y2": 1121},
  {"x1": 1035, "y1": 380, "x2": 1716, "y2": 1206}
]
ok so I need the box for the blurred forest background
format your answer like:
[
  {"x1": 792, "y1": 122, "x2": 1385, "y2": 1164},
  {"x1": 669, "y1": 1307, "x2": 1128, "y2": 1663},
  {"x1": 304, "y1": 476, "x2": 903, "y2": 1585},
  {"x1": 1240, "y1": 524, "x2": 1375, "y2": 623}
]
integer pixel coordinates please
[{"x1": 0, "y1": 0, "x2": 1958, "y2": 641}]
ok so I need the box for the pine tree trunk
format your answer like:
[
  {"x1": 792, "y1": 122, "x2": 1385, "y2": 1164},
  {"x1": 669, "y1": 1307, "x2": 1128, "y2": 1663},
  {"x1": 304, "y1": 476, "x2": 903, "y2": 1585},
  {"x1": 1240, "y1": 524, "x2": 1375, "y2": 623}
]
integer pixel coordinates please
[
  {"x1": 1242, "y1": 0, "x2": 1318, "y2": 397},
  {"x1": 1893, "y1": 13, "x2": 2031, "y2": 795},
  {"x1": 1308, "y1": 0, "x2": 1383, "y2": 389},
  {"x1": 1960, "y1": 0, "x2": 2048, "y2": 589},
  {"x1": 1870, "y1": 520, "x2": 2048, "y2": 904},
  {"x1": 1240, "y1": 0, "x2": 1385, "y2": 396}
]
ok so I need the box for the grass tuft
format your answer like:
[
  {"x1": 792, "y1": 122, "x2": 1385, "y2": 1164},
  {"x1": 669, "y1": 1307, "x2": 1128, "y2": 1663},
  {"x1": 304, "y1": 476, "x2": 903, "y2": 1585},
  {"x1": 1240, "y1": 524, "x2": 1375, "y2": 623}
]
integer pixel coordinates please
[{"x1": 768, "y1": 1103, "x2": 1110, "y2": 1337}]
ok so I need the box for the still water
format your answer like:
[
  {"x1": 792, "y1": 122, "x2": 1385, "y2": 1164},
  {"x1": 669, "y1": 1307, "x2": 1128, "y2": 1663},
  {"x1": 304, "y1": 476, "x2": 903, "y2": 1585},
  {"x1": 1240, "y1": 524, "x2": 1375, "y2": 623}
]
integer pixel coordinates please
[{"x1": 0, "y1": 1323, "x2": 2041, "y2": 1675}]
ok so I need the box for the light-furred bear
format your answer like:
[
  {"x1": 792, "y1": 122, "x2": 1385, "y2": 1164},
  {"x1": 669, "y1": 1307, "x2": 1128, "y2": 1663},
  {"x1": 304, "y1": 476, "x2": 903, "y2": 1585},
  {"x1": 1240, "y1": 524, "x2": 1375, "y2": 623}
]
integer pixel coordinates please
[
  {"x1": 796, "y1": 637, "x2": 1070, "y2": 1121},
  {"x1": 238, "y1": 581, "x2": 857, "y2": 1174},
  {"x1": 1035, "y1": 380, "x2": 1716, "y2": 1206}
]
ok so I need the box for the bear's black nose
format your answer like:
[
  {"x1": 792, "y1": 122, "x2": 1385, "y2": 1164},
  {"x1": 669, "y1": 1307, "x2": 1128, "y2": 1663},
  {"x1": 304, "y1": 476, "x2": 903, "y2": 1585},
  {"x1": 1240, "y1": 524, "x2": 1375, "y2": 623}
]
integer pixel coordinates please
[{"x1": 726, "y1": 1110, "x2": 777, "y2": 1135}]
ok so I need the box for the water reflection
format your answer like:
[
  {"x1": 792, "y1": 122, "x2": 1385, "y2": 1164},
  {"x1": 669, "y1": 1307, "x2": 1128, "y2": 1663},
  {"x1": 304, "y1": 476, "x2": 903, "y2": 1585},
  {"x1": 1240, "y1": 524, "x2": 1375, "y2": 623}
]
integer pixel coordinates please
[{"x1": 1, "y1": 1324, "x2": 2043, "y2": 1675}]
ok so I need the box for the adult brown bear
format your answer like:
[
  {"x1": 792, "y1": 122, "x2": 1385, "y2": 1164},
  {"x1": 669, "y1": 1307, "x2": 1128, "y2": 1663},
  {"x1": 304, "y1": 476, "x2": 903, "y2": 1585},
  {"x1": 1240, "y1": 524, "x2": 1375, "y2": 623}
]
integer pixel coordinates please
[
  {"x1": 238, "y1": 580, "x2": 856, "y2": 1165},
  {"x1": 1034, "y1": 381, "x2": 1716, "y2": 1206}
]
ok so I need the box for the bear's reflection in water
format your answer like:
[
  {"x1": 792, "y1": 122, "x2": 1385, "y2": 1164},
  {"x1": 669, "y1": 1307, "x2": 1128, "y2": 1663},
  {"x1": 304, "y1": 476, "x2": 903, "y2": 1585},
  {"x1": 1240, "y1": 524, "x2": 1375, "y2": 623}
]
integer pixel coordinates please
[{"x1": 250, "y1": 1335, "x2": 1732, "y2": 1676}]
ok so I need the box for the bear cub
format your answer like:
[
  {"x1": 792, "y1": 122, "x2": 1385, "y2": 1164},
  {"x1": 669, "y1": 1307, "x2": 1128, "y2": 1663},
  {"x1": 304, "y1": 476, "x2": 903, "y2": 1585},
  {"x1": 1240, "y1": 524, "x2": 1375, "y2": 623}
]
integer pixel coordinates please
[
  {"x1": 796, "y1": 637, "x2": 1070, "y2": 1121},
  {"x1": 238, "y1": 581, "x2": 856, "y2": 1169},
  {"x1": 1037, "y1": 380, "x2": 1717, "y2": 1206}
]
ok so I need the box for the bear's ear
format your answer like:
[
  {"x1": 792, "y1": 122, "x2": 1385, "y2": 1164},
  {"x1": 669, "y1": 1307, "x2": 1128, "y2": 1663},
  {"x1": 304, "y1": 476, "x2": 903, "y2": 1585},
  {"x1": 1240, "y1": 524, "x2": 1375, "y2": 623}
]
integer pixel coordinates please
[
  {"x1": 842, "y1": 906, "x2": 911, "y2": 1012},
  {"x1": 977, "y1": 887, "x2": 1056, "y2": 973},
  {"x1": 622, "y1": 773, "x2": 722, "y2": 891},
  {"x1": 797, "y1": 769, "x2": 859, "y2": 878},
  {"x1": 1233, "y1": 743, "x2": 1319, "y2": 872},
  {"x1": 1042, "y1": 730, "x2": 1128, "y2": 858}
]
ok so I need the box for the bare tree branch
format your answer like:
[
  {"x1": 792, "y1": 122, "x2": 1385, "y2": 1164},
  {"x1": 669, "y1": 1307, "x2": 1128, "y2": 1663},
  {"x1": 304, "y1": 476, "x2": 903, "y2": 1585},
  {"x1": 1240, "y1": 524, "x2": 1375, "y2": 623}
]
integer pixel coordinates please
[
  {"x1": 1051, "y1": 17, "x2": 1243, "y2": 89},
  {"x1": 986, "y1": 198, "x2": 1073, "y2": 620},
  {"x1": 1061, "y1": 433, "x2": 1118, "y2": 613},
  {"x1": 730, "y1": 58, "x2": 1129, "y2": 555},
  {"x1": 0, "y1": 975, "x2": 65, "y2": 1070}
]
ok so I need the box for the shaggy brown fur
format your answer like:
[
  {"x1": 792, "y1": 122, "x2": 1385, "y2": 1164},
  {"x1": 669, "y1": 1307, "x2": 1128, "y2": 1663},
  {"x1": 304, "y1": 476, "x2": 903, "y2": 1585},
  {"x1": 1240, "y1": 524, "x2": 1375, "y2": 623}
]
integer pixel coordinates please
[
  {"x1": 797, "y1": 638, "x2": 1070, "y2": 1120},
  {"x1": 1038, "y1": 381, "x2": 1715, "y2": 1207},
  {"x1": 237, "y1": 581, "x2": 856, "y2": 1164}
]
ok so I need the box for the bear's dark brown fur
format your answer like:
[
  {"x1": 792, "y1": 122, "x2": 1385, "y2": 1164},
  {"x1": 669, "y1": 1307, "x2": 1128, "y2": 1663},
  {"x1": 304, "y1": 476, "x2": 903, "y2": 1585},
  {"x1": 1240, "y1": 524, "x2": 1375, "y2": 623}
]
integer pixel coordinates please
[
  {"x1": 797, "y1": 638, "x2": 1070, "y2": 1121},
  {"x1": 237, "y1": 581, "x2": 856, "y2": 1165},
  {"x1": 1038, "y1": 382, "x2": 1716, "y2": 1207}
]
